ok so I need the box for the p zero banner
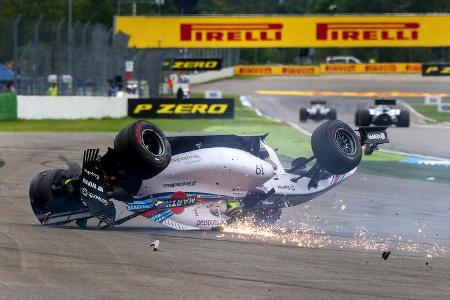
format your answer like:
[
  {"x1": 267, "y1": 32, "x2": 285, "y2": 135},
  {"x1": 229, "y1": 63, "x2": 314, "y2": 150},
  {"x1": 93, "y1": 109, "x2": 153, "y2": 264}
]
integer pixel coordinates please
[
  {"x1": 115, "y1": 15, "x2": 450, "y2": 48},
  {"x1": 128, "y1": 98, "x2": 234, "y2": 119},
  {"x1": 171, "y1": 58, "x2": 222, "y2": 71},
  {"x1": 422, "y1": 64, "x2": 450, "y2": 76}
]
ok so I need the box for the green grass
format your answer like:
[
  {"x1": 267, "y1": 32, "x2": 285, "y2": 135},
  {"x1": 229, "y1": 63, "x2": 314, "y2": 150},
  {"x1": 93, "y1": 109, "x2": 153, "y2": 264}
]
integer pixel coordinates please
[
  {"x1": 0, "y1": 96, "x2": 311, "y2": 158},
  {"x1": 0, "y1": 93, "x2": 404, "y2": 162},
  {"x1": 410, "y1": 104, "x2": 450, "y2": 123},
  {"x1": 362, "y1": 150, "x2": 404, "y2": 162}
]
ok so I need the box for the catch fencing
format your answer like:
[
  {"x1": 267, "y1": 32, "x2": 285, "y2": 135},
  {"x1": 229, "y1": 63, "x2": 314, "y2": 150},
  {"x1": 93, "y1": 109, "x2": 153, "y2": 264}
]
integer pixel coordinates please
[{"x1": 0, "y1": 16, "x2": 240, "y2": 97}]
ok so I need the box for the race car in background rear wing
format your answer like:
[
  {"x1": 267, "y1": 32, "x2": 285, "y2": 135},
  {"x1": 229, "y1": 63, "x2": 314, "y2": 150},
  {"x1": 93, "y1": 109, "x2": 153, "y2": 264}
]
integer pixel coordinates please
[
  {"x1": 357, "y1": 126, "x2": 389, "y2": 155},
  {"x1": 374, "y1": 99, "x2": 396, "y2": 106}
]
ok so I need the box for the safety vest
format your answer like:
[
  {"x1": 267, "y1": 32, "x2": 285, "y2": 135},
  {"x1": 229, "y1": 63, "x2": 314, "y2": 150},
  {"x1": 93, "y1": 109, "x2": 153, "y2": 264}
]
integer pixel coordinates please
[{"x1": 48, "y1": 86, "x2": 58, "y2": 96}]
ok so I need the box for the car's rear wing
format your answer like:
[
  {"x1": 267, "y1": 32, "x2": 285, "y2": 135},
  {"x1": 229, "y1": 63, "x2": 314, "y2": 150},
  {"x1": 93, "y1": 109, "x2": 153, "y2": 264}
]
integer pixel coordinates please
[
  {"x1": 357, "y1": 126, "x2": 389, "y2": 155},
  {"x1": 374, "y1": 99, "x2": 396, "y2": 106},
  {"x1": 310, "y1": 100, "x2": 327, "y2": 105}
]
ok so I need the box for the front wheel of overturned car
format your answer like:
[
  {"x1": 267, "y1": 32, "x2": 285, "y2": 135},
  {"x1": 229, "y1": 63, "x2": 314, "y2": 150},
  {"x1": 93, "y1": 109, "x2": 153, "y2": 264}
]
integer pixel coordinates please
[
  {"x1": 397, "y1": 110, "x2": 410, "y2": 127},
  {"x1": 311, "y1": 120, "x2": 362, "y2": 175},
  {"x1": 299, "y1": 108, "x2": 308, "y2": 122},
  {"x1": 114, "y1": 120, "x2": 171, "y2": 179}
]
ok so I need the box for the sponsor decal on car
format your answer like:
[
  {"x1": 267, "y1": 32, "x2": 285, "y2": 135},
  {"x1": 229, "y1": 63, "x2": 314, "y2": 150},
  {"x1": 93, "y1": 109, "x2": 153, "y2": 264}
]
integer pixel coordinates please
[
  {"x1": 367, "y1": 132, "x2": 386, "y2": 140},
  {"x1": 163, "y1": 181, "x2": 197, "y2": 188},
  {"x1": 196, "y1": 219, "x2": 227, "y2": 227},
  {"x1": 82, "y1": 178, "x2": 104, "y2": 192},
  {"x1": 277, "y1": 185, "x2": 296, "y2": 191},
  {"x1": 156, "y1": 197, "x2": 197, "y2": 209},
  {"x1": 83, "y1": 168, "x2": 100, "y2": 180},
  {"x1": 86, "y1": 192, "x2": 109, "y2": 206},
  {"x1": 171, "y1": 154, "x2": 201, "y2": 164}
]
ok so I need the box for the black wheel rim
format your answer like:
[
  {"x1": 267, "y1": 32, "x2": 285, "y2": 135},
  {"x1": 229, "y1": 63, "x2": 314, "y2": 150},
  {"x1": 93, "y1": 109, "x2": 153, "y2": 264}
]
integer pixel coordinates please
[
  {"x1": 141, "y1": 129, "x2": 165, "y2": 156},
  {"x1": 335, "y1": 128, "x2": 357, "y2": 155}
]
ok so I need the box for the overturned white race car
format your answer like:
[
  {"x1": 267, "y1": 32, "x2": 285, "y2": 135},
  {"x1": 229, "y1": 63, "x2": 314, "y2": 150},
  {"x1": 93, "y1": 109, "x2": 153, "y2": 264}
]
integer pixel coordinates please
[
  {"x1": 29, "y1": 120, "x2": 389, "y2": 230},
  {"x1": 355, "y1": 99, "x2": 410, "y2": 127},
  {"x1": 300, "y1": 100, "x2": 337, "y2": 122}
]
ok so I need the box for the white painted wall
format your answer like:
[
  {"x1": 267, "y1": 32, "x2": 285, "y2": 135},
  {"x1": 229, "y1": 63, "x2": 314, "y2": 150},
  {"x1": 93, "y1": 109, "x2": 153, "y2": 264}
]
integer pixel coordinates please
[
  {"x1": 17, "y1": 96, "x2": 128, "y2": 119},
  {"x1": 186, "y1": 67, "x2": 235, "y2": 85}
]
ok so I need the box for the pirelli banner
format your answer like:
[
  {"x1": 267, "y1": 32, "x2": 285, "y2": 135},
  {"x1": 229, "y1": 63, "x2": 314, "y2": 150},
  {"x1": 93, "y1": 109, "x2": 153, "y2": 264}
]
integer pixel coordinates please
[
  {"x1": 321, "y1": 63, "x2": 421, "y2": 74},
  {"x1": 422, "y1": 64, "x2": 450, "y2": 76},
  {"x1": 236, "y1": 65, "x2": 321, "y2": 76},
  {"x1": 235, "y1": 63, "x2": 421, "y2": 76},
  {"x1": 115, "y1": 15, "x2": 450, "y2": 48},
  {"x1": 129, "y1": 98, "x2": 234, "y2": 119}
]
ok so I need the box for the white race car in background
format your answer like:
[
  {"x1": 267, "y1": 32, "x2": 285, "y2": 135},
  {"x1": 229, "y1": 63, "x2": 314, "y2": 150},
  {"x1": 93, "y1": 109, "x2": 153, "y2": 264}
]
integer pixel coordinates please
[
  {"x1": 300, "y1": 100, "x2": 337, "y2": 122},
  {"x1": 355, "y1": 99, "x2": 410, "y2": 127},
  {"x1": 29, "y1": 120, "x2": 389, "y2": 230}
]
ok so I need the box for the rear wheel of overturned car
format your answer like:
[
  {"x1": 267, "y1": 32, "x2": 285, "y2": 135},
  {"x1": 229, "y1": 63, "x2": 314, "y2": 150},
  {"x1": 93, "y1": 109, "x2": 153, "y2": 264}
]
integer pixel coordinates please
[
  {"x1": 397, "y1": 110, "x2": 410, "y2": 127},
  {"x1": 358, "y1": 109, "x2": 371, "y2": 126},
  {"x1": 29, "y1": 169, "x2": 83, "y2": 225},
  {"x1": 327, "y1": 108, "x2": 337, "y2": 120},
  {"x1": 311, "y1": 120, "x2": 362, "y2": 175},
  {"x1": 299, "y1": 108, "x2": 308, "y2": 122},
  {"x1": 114, "y1": 120, "x2": 171, "y2": 179}
]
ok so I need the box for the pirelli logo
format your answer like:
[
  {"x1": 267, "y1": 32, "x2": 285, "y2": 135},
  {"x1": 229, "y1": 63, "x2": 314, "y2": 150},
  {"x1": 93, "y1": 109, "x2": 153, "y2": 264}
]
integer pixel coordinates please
[
  {"x1": 128, "y1": 98, "x2": 234, "y2": 119},
  {"x1": 316, "y1": 22, "x2": 419, "y2": 41},
  {"x1": 180, "y1": 23, "x2": 283, "y2": 42},
  {"x1": 171, "y1": 58, "x2": 222, "y2": 71}
]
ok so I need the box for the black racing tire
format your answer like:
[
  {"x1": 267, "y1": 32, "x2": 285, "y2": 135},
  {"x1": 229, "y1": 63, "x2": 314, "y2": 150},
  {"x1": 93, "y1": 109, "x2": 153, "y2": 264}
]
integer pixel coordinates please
[
  {"x1": 327, "y1": 108, "x2": 337, "y2": 120},
  {"x1": 397, "y1": 110, "x2": 410, "y2": 127},
  {"x1": 299, "y1": 108, "x2": 308, "y2": 122},
  {"x1": 311, "y1": 120, "x2": 362, "y2": 175},
  {"x1": 29, "y1": 169, "x2": 82, "y2": 225},
  {"x1": 358, "y1": 109, "x2": 371, "y2": 126},
  {"x1": 114, "y1": 120, "x2": 171, "y2": 179},
  {"x1": 354, "y1": 109, "x2": 361, "y2": 126}
]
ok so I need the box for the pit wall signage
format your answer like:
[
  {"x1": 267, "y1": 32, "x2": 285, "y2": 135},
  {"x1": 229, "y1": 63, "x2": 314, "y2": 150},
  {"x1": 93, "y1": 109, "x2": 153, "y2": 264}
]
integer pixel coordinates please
[
  {"x1": 115, "y1": 15, "x2": 450, "y2": 48},
  {"x1": 171, "y1": 58, "x2": 222, "y2": 71},
  {"x1": 422, "y1": 64, "x2": 450, "y2": 76},
  {"x1": 235, "y1": 63, "x2": 421, "y2": 76},
  {"x1": 128, "y1": 98, "x2": 234, "y2": 119}
]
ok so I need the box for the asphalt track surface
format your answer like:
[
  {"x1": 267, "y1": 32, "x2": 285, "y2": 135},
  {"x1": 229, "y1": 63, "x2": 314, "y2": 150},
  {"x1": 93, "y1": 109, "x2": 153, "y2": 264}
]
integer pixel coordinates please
[
  {"x1": 1, "y1": 127, "x2": 450, "y2": 298},
  {"x1": 193, "y1": 74, "x2": 450, "y2": 159}
]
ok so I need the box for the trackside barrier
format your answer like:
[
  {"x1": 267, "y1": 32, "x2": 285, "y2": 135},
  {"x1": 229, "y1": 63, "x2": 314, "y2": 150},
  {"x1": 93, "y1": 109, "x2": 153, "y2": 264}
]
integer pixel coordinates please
[
  {"x1": 235, "y1": 63, "x2": 422, "y2": 76},
  {"x1": 186, "y1": 66, "x2": 234, "y2": 84},
  {"x1": 0, "y1": 93, "x2": 17, "y2": 120},
  {"x1": 17, "y1": 96, "x2": 128, "y2": 120}
]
